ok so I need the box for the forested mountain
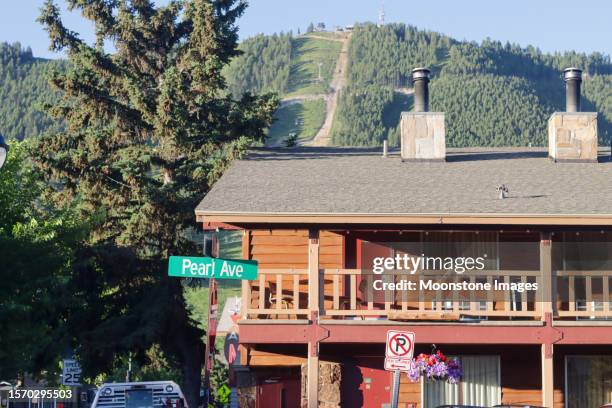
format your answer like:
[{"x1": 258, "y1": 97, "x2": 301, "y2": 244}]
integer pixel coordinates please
[
  {"x1": 219, "y1": 23, "x2": 611, "y2": 147},
  {"x1": 2, "y1": 23, "x2": 611, "y2": 147},
  {"x1": 331, "y1": 23, "x2": 612, "y2": 147},
  {"x1": 0, "y1": 43, "x2": 62, "y2": 140},
  {"x1": 224, "y1": 31, "x2": 341, "y2": 98},
  {"x1": 224, "y1": 33, "x2": 292, "y2": 96}
]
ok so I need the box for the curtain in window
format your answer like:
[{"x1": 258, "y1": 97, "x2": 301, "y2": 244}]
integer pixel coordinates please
[
  {"x1": 423, "y1": 356, "x2": 500, "y2": 407},
  {"x1": 566, "y1": 356, "x2": 612, "y2": 408},
  {"x1": 461, "y1": 356, "x2": 501, "y2": 406},
  {"x1": 423, "y1": 377, "x2": 459, "y2": 407}
]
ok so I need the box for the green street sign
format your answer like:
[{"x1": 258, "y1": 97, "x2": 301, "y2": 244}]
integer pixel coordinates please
[{"x1": 168, "y1": 256, "x2": 258, "y2": 280}]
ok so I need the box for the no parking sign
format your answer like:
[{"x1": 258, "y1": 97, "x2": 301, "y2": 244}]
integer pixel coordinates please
[
  {"x1": 385, "y1": 330, "x2": 415, "y2": 408},
  {"x1": 386, "y1": 330, "x2": 414, "y2": 359},
  {"x1": 384, "y1": 330, "x2": 415, "y2": 372}
]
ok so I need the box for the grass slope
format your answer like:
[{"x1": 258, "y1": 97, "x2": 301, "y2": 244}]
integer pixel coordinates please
[
  {"x1": 267, "y1": 99, "x2": 326, "y2": 145},
  {"x1": 285, "y1": 35, "x2": 342, "y2": 97}
]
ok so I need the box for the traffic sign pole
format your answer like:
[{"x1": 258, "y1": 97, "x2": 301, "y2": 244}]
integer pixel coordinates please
[
  {"x1": 384, "y1": 330, "x2": 415, "y2": 406},
  {"x1": 390, "y1": 369, "x2": 401, "y2": 408},
  {"x1": 203, "y1": 232, "x2": 219, "y2": 406}
]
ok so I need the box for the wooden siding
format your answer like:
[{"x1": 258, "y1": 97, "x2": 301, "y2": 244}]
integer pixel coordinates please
[
  {"x1": 398, "y1": 376, "x2": 421, "y2": 406},
  {"x1": 245, "y1": 230, "x2": 343, "y2": 315},
  {"x1": 248, "y1": 229, "x2": 343, "y2": 269}
]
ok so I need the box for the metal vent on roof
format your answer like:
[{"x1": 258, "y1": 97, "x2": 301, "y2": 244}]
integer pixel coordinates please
[{"x1": 497, "y1": 184, "x2": 509, "y2": 199}]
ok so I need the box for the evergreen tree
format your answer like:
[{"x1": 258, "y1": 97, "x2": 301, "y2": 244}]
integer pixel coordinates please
[
  {"x1": 33, "y1": 1, "x2": 277, "y2": 406},
  {"x1": 224, "y1": 32, "x2": 292, "y2": 97}
]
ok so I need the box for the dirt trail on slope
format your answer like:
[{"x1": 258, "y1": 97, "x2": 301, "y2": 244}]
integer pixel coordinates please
[
  {"x1": 306, "y1": 34, "x2": 345, "y2": 43},
  {"x1": 394, "y1": 87, "x2": 414, "y2": 96},
  {"x1": 306, "y1": 32, "x2": 352, "y2": 147}
]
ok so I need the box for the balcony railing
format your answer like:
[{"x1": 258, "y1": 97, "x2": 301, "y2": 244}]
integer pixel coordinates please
[
  {"x1": 556, "y1": 270, "x2": 612, "y2": 318},
  {"x1": 242, "y1": 269, "x2": 612, "y2": 322},
  {"x1": 244, "y1": 269, "x2": 310, "y2": 318},
  {"x1": 322, "y1": 269, "x2": 542, "y2": 319}
]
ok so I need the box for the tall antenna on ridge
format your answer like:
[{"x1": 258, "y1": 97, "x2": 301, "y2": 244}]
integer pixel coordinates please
[{"x1": 378, "y1": 3, "x2": 385, "y2": 27}]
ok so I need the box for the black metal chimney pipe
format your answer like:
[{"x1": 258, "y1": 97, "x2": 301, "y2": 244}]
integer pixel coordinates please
[
  {"x1": 563, "y1": 67, "x2": 582, "y2": 113},
  {"x1": 411, "y1": 67, "x2": 431, "y2": 112}
]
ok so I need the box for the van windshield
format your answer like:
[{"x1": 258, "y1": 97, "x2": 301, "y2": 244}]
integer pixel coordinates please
[{"x1": 125, "y1": 389, "x2": 153, "y2": 408}]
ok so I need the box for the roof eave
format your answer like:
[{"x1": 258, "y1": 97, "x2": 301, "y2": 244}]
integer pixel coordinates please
[{"x1": 194, "y1": 211, "x2": 612, "y2": 226}]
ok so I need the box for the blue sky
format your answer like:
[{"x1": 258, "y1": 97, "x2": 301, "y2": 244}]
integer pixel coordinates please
[{"x1": 1, "y1": 0, "x2": 610, "y2": 59}]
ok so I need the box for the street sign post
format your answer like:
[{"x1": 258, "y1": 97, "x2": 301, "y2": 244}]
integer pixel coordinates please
[
  {"x1": 62, "y1": 359, "x2": 82, "y2": 386},
  {"x1": 168, "y1": 256, "x2": 258, "y2": 280},
  {"x1": 202, "y1": 233, "x2": 221, "y2": 408},
  {"x1": 168, "y1": 250, "x2": 257, "y2": 406},
  {"x1": 385, "y1": 330, "x2": 415, "y2": 408}
]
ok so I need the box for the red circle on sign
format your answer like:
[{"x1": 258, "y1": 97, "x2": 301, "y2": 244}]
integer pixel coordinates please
[{"x1": 389, "y1": 333, "x2": 412, "y2": 357}]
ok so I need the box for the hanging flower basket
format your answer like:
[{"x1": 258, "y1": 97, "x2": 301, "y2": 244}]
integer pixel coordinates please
[{"x1": 407, "y1": 350, "x2": 463, "y2": 384}]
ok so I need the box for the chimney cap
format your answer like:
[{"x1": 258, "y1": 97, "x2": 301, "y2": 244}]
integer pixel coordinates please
[
  {"x1": 563, "y1": 67, "x2": 582, "y2": 81},
  {"x1": 411, "y1": 67, "x2": 431, "y2": 82}
]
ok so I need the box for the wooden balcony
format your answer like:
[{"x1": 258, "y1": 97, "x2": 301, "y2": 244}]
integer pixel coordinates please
[
  {"x1": 556, "y1": 270, "x2": 612, "y2": 319},
  {"x1": 241, "y1": 268, "x2": 612, "y2": 322}
]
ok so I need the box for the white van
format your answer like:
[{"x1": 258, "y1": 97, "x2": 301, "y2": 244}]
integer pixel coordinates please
[{"x1": 92, "y1": 382, "x2": 187, "y2": 408}]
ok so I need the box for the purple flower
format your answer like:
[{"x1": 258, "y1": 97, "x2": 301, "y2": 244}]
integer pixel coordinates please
[
  {"x1": 428, "y1": 361, "x2": 448, "y2": 378},
  {"x1": 407, "y1": 362, "x2": 421, "y2": 382},
  {"x1": 447, "y1": 359, "x2": 463, "y2": 384},
  {"x1": 404, "y1": 355, "x2": 464, "y2": 384}
]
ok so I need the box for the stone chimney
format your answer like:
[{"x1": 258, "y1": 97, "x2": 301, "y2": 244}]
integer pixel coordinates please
[
  {"x1": 548, "y1": 68, "x2": 598, "y2": 162},
  {"x1": 400, "y1": 68, "x2": 446, "y2": 161}
]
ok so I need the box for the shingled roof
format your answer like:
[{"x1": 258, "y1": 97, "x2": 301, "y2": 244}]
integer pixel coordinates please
[{"x1": 195, "y1": 147, "x2": 612, "y2": 225}]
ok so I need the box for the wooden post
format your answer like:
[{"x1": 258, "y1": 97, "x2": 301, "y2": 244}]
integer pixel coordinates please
[
  {"x1": 307, "y1": 230, "x2": 320, "y2": 408},
  {"x1": 540, "y1": 233, "x2": 553, "y2": 318},
  {"x1": 540, "y1": 233, "x2": 555, "y2": 407},
  {"x1": 541, "y1": 343, "x2": 554, "y2": 408},
  {"x1": 307, "y1": 334, "x2": 319, "y2": 408},
  {"x1": 308, "y1": 229, "x2": 320, "y2": 312},
  {"x1": 241, "y1": 230, "x2": 250, "y2": 319}
]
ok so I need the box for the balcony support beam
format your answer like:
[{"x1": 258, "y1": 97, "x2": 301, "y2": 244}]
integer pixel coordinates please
[
  {"x1": 540, "y1": 232, "x2": 553, "y2": 318},
  {"x1": 241, "y1": 230, "x2": 251, "y2": 319},
  {"x1": 541, "y1": 342, "x2": 554, "y2": 408},
  {"x1": 308, "y1": 229, "x2": 321, "y2": 312},
  {"x1": 236, "y1": 320, "x2": 612, "y2": 344},
  {"x1": 307, "y1": 230, "x2": 320, "y2": 408}
]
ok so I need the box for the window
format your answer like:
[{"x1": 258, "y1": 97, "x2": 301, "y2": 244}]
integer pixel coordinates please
[
  {"x1": 422, "y1": 356, "x2": 500, "y2": 407},
  {"x1": 125, "y1": 389, "x2": 154, "y2": 408},
  {"x1": 566, "y1": 356, "x2": 612, "y2": 408}
]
